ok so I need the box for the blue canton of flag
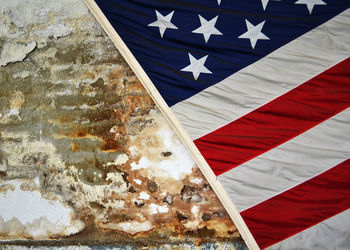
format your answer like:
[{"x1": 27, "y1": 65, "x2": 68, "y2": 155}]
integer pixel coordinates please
[{"x1": 95, "y1": 0, "x2": 346, "y2": 106}]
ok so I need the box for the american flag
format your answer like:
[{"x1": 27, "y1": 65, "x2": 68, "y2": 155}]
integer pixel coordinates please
[{"x1": 88, "y1": 0, "x2": 350, "y2": 249}]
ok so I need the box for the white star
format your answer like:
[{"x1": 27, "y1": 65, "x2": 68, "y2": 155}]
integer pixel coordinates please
[
  {"x1": 148, "y1": 10, "x2": 178, "y2": 38},
  {"x1": 238, "y1": 19, "x2": 270, "y2": 49},
  {"x1": 295, "y1": 0, "x2": 327, "y2": 14},
  {"x1": 192, "y1": 15, "x2": 223, "y2": 43},
  {"x1": 181, "y1": 53, "x2": 212, "y2": 80},
  {"x1": 217, "y1": 0, "x2": 221, "y2": 5},
  {"x1": 261, "y1": 0, "x2": 269, "y2": 10}
]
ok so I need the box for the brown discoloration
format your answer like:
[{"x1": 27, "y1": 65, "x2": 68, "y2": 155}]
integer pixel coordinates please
[
  {"x1": 85, "y1": 71, "x2": 95, "y2": 80},
  {"x1": 72, "y1": 142, "x2": 79, "y2": 152},
  {"x1": 206, "y1": 219, "x2": 240, "y2": 238},
  {"x1": 108, "y1": 66, "x2": 124, "y2": 81},
  {"x1": 8, "y1": 91, "x2": 25, "y2": 110},
  {"x1": 100, "y1": 136, "x2": 120, "y2": 152},
  {"x1": 161, "y1": 151, "x2": 172, "y2": 157},
  {"x1": 202, "y1": 213, "x2": 211, "y2": 222},
  {"x1": 177, "y1": 211, "x2": 189, "y2": 222},
  {"x1": 147, "y1": 181, "x2": 158, "y2": 193},
  {"x1": 181, "y1": 185, "x2": 203, "y2": 203},
  {"x1": 0, "y1": 183, "x2": 15, "y2": 193},
  {"x1": 0, "y1": 171, "x2": 6, "y2": 179}
]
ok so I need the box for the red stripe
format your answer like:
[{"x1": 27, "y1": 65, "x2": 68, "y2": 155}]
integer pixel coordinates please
[
  {"x1": 240, "y1": 159, "x2": 350, "y2": 249},
  {"x1": 194, "y1": 58, "x2": 350, "y2": 176}
]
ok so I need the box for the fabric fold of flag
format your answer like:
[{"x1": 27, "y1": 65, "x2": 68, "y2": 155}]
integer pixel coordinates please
[{"x1": 86, "y1": 0, "x2": 350, "y2": 249}]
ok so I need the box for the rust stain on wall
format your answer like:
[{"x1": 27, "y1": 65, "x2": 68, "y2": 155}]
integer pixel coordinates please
[{"x1": 0, "y1": 0, "x2": 245, "y2": 248}]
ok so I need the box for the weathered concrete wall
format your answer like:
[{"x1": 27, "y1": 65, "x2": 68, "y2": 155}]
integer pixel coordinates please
[{"x1": 0, "y1": 0, "x2": 246, "y2": 248}]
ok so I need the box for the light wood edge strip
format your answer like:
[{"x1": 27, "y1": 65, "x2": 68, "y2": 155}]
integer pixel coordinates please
[{"x1": 83, "y1": 1, "x2": 260, "y2": 249}]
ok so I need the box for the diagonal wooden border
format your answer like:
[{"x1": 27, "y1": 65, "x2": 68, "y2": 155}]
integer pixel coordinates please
[{"x1": 83, "y1": 1, "x2": 260, "y2": 249}]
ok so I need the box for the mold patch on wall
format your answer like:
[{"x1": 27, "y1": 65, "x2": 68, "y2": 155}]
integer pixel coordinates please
[{"x1": 0, "y1": 0, "x2": 245, "y2": 247}]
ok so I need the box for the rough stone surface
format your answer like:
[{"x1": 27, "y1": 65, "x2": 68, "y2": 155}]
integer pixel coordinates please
[
  {"x1": 0, "y1": 41, "x2": 36, "y2": 66},
  {"x1": 0, "y1": 0, "x2": 246, "y2": 248}
]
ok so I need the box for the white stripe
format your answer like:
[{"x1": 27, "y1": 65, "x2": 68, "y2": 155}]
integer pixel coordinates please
[
  {"x1": 172, "y1": 9, "x2": 350, "y2": 140},
  {"x1": 218, "y1": 109, "x2": 350, "y2": 212},
  {"x1": 267, "y1": 209, "x2": 350, "y2": 250}
]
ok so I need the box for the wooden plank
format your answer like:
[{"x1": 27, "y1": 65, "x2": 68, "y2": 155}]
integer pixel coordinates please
[{"x1": 83, "y1": 0, "x2": 260, "y2": 249}]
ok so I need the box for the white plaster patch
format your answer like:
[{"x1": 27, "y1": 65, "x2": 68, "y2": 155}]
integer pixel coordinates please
[
  {"x1": 12, "y1": 70, "x2": 30, "y2": 79},
  {"x1": 183, "y1": 221, "x2": 200, "y2": 230},
  {"x1": 33, "y1": 176, "x2": 40, "y2": 186},
  {"x1": 106, "y1": 153, "x2": 129, "y2": 166},
  {"x1": 105, "y1": 172, "x2": 125, "y2": 183},
  {"x1": 85, "y1": 92, "x2": 97, "y2": 97},
  {"x1": 0, "y1": 133, "x2": 129, "y2": 219},
  {"x1": 130, "y1": 112, "x2": 195, "y2": 180},
  {"x1": 75, "y1": 181, "x2": 128, "y2": 212},
  {"x1": 34, "y1": 23, "x2": 74, "y2": 39},
  {"x1": 131, "y1": 157, "x2": 151, "y2": 171},
  {"x1": 129, "y1": 146, "x2": 138, "y2": 156},
  {"x1": 191, "y1": 205, "x2": 199, "y2": 217},
  {"x1": 0, "y1": 179, "x2": 84, "y2": 238},
  {"x1": 79, "y1": 103, "x2": 103, "y2": 110},
  {"x1": 80, "y1": 104, "x2": 90, "y2": 110},
  {"x1": 48, "y1": 88, "x2": 75, "y2": 97},
  {"x1": 112, "y1": 221, "x2": 154, "y2": 236},
  {"x1": 138, "y1": 192, "x2": 150, "y2": 200},
  {"x1": 0, "y1": 18, "x2": 8, "y2": 37},
  {"x1": 0, "y1": 91, "x2": 25, "y2": 123},
  {"x1": 0, "y1": 41, "x2": 36, "y2": 66},
  {"x1": 183, "y1": 205, "x2": 200, "y2": 230},
  {"x1": 104, "y1": 200, "x2": 125, "y2": 210},
  {"x1": 133, "y1": 179, "x2": 142, "y2": 185},
  {"x1": 190, "y1": 178, "x2": 203, "y2": 185},
  {"x1": 6, "y1": 109, "x2": 20, "y2": 117},
  {"x1": 149, "y1": 204, "x2": 169, "y2": 214},
  {"x1": 61, "y1": 106, "x2": 76, "y2": 110}
]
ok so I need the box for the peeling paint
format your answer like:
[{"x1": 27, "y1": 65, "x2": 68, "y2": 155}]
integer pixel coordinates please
[
  {"x1": 0, "y1": 41, "x2": 36, "y2": 66},
  {"x1": 138, "y1": 192, "x2": 150, "y2": 200},
  {"x1": 12, "y1": 70, "x2": 30, "y2": 79},
  {"x1": 106, "y1": 153, "x2": 129, "y2": 166},
  {"x1": 149, "y1": 204, "x2": 169, "y2": 215},
  {"x1": 190, "y1": 178, "x2": 204, "y2": 185},
  {"x1": 0, "y1": 179, "x2": 84, "y2": 238},
  {"x1": 34, "y1": 23, "x2": 74, "y2": 39},
  {"x1": 104, "y1": 221, "x2": 154, "y2": 236},
  {"x1": 130, "y1": 111, "x2": 195, "y2": 181},
  {"x1": 0, "y1": 0, "x2": 244, "y2": 247},
  {"x1": 133, "y1": 179, "x2": 142, "y2": 185}
]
